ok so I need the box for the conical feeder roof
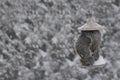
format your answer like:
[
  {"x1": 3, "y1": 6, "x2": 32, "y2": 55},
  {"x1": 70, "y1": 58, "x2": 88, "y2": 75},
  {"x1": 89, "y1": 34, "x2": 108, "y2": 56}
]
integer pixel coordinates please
[{"x1": 78, "y1": 17, "x2": 105, "y2": 31}]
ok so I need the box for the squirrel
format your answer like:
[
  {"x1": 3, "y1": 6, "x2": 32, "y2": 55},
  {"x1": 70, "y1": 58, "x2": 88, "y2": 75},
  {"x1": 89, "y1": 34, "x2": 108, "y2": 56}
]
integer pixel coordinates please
[{"x1": 75, "y1": 17, "x2": 105, "y2": 66}]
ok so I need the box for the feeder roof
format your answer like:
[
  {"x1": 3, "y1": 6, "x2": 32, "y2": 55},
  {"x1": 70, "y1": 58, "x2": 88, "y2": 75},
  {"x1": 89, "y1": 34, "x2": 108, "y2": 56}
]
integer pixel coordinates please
[{"x1": 78, "y1": 17, "x2": 105, "y2": 31}]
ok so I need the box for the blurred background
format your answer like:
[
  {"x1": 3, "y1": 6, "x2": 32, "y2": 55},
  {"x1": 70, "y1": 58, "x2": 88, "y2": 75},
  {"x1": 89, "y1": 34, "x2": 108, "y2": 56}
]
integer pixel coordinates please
[{"x1": 0, "y1": 0, "x2": 120, "y2": 80}]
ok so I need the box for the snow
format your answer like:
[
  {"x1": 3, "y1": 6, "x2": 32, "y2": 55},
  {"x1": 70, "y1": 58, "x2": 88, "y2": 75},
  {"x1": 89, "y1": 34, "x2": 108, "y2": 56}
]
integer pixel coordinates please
[
  {"x1": 0, "y1": 0, "x2": 120, "y2": 80},
  {"x1": 39, "y1": 50, "x2": 47, "y2": 57},
  {"x1": 51, "y1": 37, "x2": 58, "y2": 44},
  {"x1": 66, "y1": 54, "x2": 80, "y2": 67},
  {"x1": 78, "y1": 68, "x2": 88, "y2": 74},
  {"x1": 93, "y1": 55, "x2": 107, "y2": 66},
  {"x1": 25, "y1": 37, "x2": 31, "y2": 44}
]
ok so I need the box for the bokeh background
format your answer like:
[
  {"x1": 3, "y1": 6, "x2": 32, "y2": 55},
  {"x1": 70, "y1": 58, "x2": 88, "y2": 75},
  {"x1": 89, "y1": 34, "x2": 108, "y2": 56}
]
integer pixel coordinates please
[{"x1": 0, "y1": 0, "x2": 120, "y2": 80}]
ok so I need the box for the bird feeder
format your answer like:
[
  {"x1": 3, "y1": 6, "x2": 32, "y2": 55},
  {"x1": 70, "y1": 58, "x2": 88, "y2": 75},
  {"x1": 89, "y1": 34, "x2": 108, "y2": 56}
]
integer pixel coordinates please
[{"x1": 75, "y1": 17, "x2": 106, "y2": 66}]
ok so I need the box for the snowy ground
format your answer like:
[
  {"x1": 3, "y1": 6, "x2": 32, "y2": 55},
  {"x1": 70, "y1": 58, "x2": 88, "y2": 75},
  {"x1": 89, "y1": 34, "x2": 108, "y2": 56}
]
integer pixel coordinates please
[{"x1": 0, "y1": 0, "x2": 120, "y2": 80}]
